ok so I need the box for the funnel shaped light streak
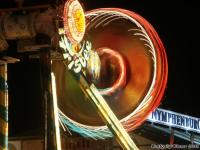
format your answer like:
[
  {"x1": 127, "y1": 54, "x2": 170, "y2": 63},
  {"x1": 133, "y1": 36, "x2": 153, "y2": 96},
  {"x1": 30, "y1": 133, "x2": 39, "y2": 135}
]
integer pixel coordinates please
[{"x1": 58, "y1": 7, "x2": 168, "y2": 139}]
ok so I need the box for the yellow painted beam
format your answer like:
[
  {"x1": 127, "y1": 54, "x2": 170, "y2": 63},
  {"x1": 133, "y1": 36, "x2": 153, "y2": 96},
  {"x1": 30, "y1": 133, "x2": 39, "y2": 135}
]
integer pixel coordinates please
[{"x1": 79, "y1": 74, "x2": 139, "y2": 150}]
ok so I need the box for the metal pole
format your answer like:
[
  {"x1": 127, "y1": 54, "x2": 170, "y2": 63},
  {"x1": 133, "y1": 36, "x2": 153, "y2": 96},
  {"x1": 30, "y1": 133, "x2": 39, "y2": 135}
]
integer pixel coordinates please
[
  {"x1": 0, "y1": 64, "x2": 8, "y2": 150},
  {"x1": 40, "y1": 50, "x2": 61, "y2": 150},
  {"x1": 51, "y1": 72, "x2": 62, "y2": 150},
  {"x1": 79, "y1": 73, "x2": 139, "y2": 150}
]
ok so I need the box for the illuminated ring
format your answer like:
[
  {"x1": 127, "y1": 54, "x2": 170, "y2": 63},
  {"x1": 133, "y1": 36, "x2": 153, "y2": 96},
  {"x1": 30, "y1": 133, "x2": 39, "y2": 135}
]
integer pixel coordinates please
[
  {"x1": 59, "y1": 8, "x2": 168, "y2": 139},
  {"x1": 63, "y1": 0, "x2": 86, "y2": 44},
  {"x1": 97, "y1": 47, "x2": 126, "y2": 95}
]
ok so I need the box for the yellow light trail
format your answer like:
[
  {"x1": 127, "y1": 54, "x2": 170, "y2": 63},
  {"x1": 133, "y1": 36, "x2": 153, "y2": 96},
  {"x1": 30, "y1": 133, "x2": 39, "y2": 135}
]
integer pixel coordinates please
[
  {"x1": 51, "y1": 72, "x2": 62, "y2": 150},
  {"x1": 79, "y1": 74, "x2": 139, "y2": 150}
]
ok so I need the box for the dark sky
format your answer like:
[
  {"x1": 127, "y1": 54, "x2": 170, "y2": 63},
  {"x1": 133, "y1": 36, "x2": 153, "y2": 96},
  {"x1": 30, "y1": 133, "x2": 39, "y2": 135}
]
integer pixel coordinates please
[{"x1": 5, "y1": 0, "x2": 200, "y2": 137}]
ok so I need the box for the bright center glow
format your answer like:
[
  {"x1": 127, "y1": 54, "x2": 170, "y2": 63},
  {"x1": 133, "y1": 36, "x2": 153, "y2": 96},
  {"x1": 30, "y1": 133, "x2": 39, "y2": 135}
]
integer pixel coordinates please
[
  {"x1": 73, "y1": 9, "x2": 85, "y2": 33},
  {"x1": 64, "y1": 0, "x2": 86, "y2": 44}
]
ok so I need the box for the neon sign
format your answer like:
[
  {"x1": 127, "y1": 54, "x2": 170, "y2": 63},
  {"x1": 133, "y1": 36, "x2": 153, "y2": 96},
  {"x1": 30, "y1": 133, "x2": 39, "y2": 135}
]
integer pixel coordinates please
[
  {"x1": 59, "y1": 35, "x2": 91, "y2": 73},
  {"x1": 148, "y1": 108, "x2": 200, "y2": 133}
]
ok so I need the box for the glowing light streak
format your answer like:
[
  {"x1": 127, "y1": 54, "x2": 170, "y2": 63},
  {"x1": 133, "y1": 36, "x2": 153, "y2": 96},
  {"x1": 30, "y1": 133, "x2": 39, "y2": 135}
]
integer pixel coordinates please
[
  {"x1": 58, "y1": 108, "x2": 112, "y2": 139},
  {"x1": 79, "y1": 75, "x2": 138, "y2": 150},
  {"x1": 85, "y1": 9, "x2": 158, "y2": 128},
  {"x1": 97, "y1": 48, "x2": 126, "y2": 95},
  {"x1": 87, "y1": 50, "x2": 101, "y2": 81},
  {"x1": 51, "y1": 72, "x2": 62, "y2": 150},
  {"x1": 58, "y1": 8, "x2": 167, "y2": 139},
  {"x1": 95, "y1": 15, "x2": 122, "y2": 28}
]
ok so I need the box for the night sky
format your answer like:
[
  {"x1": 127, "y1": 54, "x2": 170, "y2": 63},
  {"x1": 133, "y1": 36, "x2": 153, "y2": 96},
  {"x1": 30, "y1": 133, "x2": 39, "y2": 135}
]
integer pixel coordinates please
[{"x1": 4, "y1": 0, "x2": 200, "y2": 137}]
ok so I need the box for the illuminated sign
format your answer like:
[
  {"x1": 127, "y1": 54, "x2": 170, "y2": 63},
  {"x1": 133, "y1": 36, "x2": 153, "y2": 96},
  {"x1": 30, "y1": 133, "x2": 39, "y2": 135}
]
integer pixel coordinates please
[
  {"x1": 63, "y1": 0, "x2": 86, "y2": 44},
  {"x1": 59, "y1": 35, "x2": 91, "y2": 73},
  {"x1": 148, "y1": 108, "x2": 200, "y2": 133}
]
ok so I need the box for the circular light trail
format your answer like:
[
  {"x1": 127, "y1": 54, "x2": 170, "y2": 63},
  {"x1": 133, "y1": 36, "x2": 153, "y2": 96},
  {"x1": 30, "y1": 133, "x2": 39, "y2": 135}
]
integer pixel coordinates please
[
  {"x1": 96, "y1": 47, "x2": 126, "y2": 96},
  {"x1": 59, "y1": 8, "x2": 168, "y2": 139}
]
